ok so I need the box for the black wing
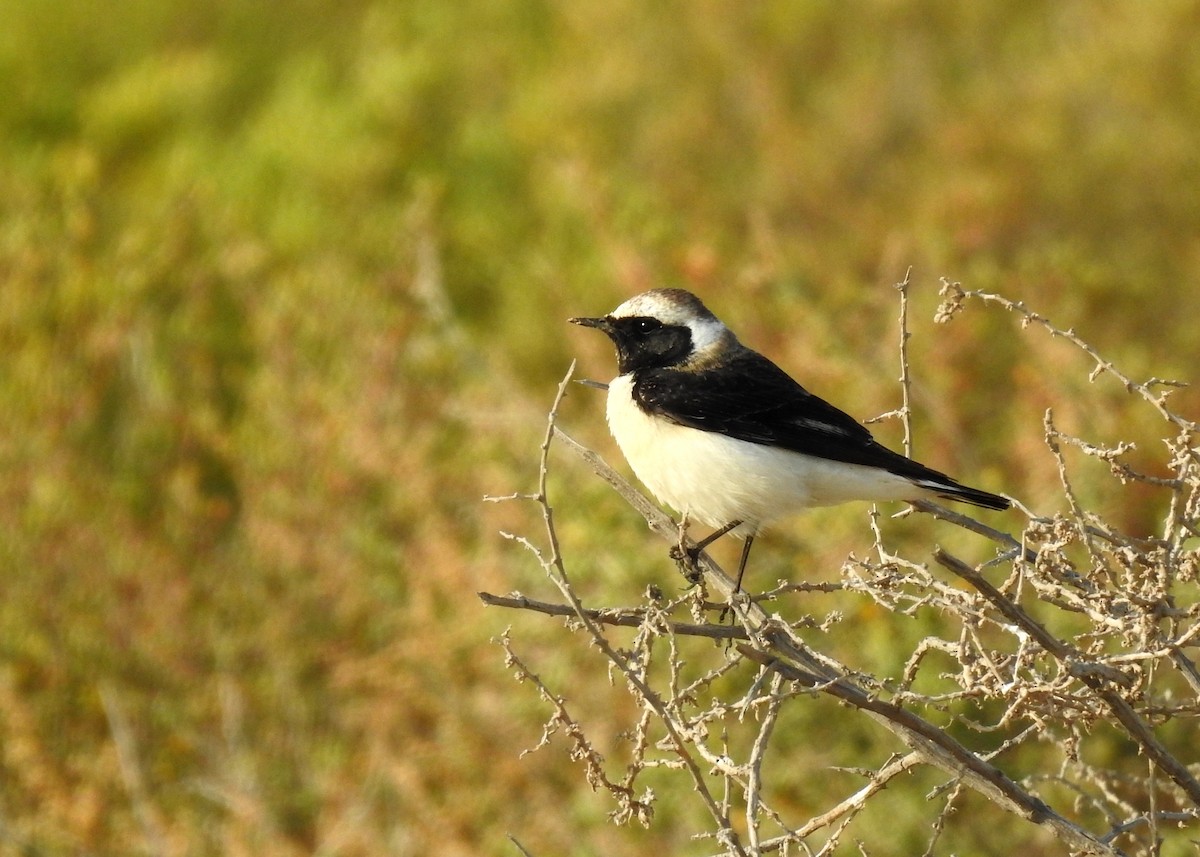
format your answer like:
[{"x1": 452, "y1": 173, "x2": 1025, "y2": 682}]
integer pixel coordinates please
[
  {"x1": 634, "y1": 349, "x2": 1008, "y2": 510},
  {"x1": 634, "y1": 350, "x2": 895, "y2": 467}
]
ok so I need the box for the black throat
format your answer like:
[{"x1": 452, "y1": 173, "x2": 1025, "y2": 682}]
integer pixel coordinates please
[{"x1": 607, "y1": 317, "x2": 694, "y2": 375}]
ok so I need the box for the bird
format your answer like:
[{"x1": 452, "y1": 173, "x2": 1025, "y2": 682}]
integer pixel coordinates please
[{"x1": 569, "y1": 288, "x2": 1009, "y2": 592}]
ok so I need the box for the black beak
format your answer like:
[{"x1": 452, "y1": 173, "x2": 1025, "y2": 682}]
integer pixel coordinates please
[{"x1": 568, "y1": 315, "x2": 613, "y2": 333}]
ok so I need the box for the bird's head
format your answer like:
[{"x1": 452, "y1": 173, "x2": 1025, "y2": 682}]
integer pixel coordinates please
[{"x1": 569, "y1": 288, "x2": 736, "y2": 375}]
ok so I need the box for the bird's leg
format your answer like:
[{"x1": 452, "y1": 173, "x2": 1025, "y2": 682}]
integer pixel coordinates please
[
  {"x1": 717, "y1": 534, "x2": 756, "y2": 625},
  {"x1": 693, "y1": 519, "x2": 743, "y2": 555},
  {"x1": 732, "y1": 535, "x2": 755, "y2": 595}
]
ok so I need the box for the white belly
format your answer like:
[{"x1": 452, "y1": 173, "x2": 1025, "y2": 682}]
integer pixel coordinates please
[{"x1": 605, "y1": 374, "x2": 922, "y2": 534}]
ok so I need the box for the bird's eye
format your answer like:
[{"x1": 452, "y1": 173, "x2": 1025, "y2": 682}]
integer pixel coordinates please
[{"x1": 634, "y1": 318, "x2": 661, "y2": 334}]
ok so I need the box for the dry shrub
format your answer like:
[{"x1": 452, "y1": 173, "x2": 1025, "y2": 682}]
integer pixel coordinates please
[{"x1": 484, "y1": 281, "x2": 1200, "y2": 856}]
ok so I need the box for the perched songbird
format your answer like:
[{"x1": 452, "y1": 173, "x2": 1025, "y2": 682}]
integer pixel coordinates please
[{"x1": 569, "y1": 288, "x2": 1009, "y2": 590}]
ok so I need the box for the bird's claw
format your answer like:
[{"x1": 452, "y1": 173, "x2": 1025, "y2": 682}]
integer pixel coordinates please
[{"x1": 669, "y1": 544, "x2": 705, "y2": 586}]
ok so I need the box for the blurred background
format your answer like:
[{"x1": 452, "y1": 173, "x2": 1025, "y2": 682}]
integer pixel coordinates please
[{"x1": 2, "y1": 1, "x2": 1199, "y2": 854}]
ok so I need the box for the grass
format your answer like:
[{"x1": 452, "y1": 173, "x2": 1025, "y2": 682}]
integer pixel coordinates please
[{"x1": 1, "y1": 1, "x2": 1198, "y2": 854}]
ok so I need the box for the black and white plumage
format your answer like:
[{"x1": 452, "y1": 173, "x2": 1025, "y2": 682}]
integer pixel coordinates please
[{"x1": 569, "y1": 288, "x2": 1008, "y2": 588}]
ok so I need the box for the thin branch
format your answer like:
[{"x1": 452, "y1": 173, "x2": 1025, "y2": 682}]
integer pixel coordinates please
[
  {"x1": 907, "y1": 499, "x2": 1030, "y2": 560},
  {"x1": 477, "y1": 591, "x2": 748, "y2": 640},
  {"x1": 507, "y1": 834, "x2": 536, "y2": 857},
  {"x1": 745, "y1": 674, "x2": 785, "y2": 852},
  {"x1": 1169, "y1": 648, "x2": 1200, "y2": 697},
  {"x1": 1101, "y1": 811, "x2": 1200, "y2": 845},
  {"x1": 896, "y1": 267, "x2": 914, "y2": 458},
  {"x1": 793, "y1": 753, "x2": 922, "y2": 842},
  {"x1": 1043, "y1": 409, "x2": 1116, "y2": 581},
  {"x1": 498, "y1": 633, "x2": 653, "y2": 822},
  {"x1": 537, "y1": 360, "x2": 575, "y2": 576}
]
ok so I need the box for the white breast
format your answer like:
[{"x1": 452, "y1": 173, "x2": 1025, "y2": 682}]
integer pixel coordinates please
[{"x1": 604, "y1": 374, "x2": 924, "y2": 534}]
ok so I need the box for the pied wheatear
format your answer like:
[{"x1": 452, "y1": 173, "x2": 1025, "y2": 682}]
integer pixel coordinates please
[{"x1": 570, "y1": 288, "x2": 1008, "y2": 591}]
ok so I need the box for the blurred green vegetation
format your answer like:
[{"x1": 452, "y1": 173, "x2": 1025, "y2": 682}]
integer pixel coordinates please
[{"x1": 1, "y1": 1, "x2": 1198, "y2": 854}]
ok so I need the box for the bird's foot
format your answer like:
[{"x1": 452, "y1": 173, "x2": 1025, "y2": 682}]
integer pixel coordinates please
[
  {"x1": 669, "y1": 514, "x2": 704, "y2": 586},
  {"x1": 669, "y1": 543, "x2": 705, "y2": 586},
  {"x1": 718, "y1": 588, "x2": 749, "y2": 625}
]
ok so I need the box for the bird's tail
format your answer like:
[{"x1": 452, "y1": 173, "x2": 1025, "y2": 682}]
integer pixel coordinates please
[{"x1": 913, "y1": 477, "x2": 1010, "y2": 511}]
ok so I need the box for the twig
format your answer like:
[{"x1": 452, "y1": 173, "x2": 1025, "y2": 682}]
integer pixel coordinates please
[
  {"x1": 507, "y1": 834, "x2": 536, "y2": 857},
  {"x1": 745, "y1": 674, "x2": 785, "y2": 852},
  {"x1": 896, "y1": 267, "x2": 914, "y2": 458},
  {"x1": 908, "y1": 499, "x2": 1030, "y2": 560},
  {"x1": 477, "y1": 591, "x2": 748, "y2": 640},
  {"x1": 499, "y1": 633, "x2": 652, "y2": 821},
  {"x1": 921, "y1": 779, "x2": 964, "y2": 857},
  {"x1": 1101, "y1": 811, "x2": 1200, "y2": 845},
  {"x1": 794, "y1": 753, "x2": 922, "y2": 840},
  {"x1": 1043, "y1": 409, "x2": 1116, "y2": 581}
]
